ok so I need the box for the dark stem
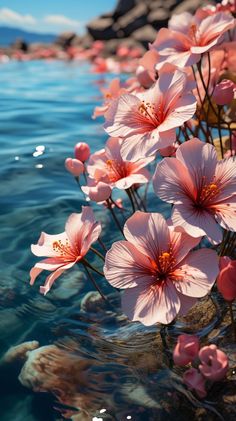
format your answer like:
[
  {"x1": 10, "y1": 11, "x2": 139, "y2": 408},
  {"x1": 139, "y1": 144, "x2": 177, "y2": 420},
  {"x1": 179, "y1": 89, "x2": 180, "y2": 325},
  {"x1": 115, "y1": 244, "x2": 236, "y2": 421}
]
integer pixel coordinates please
[
  {"x1": 90, "y1": 246, "x2": 105, "y2": 261},
  {"x1": 126, "y1": 188, "x2": 136, "y2": 213},
  {"x1": 82, "y1": 262, "x2": 108, "y2": 302},
  {"x1": 229, "y1": 301, "x2": 236, "y2": 342},
  {"x1": 98, "y1": 237, "x2": 107, "y2": 252},
  {"x1": 106, "y1": 199, "x2": 124, "y2": 236},
  {"x1": 134, "y1": 188, "x2": 147, "y2": 211},
  {"x1": 82, "y1": 257, "x2": 104, "y2": 277},
  {"x1": 160, "y1": 325, "x2": 173, "y2": 369}
]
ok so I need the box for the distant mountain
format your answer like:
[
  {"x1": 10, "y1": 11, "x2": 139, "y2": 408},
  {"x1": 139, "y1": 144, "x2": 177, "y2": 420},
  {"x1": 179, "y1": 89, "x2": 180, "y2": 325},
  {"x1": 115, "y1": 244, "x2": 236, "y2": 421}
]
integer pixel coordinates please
[{"x1": 0, "y1": 26, "x2": 57, "y2": 46}]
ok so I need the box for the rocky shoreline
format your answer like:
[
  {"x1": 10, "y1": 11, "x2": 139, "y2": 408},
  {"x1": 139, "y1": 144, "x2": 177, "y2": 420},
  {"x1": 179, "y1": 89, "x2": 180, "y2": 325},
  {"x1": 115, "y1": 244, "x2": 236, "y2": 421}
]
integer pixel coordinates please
[{"x1": 0, "y1": 0, "x2": 214, "y2": 62}]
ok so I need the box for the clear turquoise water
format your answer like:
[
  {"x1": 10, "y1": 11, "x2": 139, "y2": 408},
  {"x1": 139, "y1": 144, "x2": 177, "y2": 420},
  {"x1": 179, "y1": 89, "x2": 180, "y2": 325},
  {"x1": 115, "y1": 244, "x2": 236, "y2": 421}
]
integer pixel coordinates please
[{"x1": 0, "y1": 60, "x2": 227, "y2": 421}]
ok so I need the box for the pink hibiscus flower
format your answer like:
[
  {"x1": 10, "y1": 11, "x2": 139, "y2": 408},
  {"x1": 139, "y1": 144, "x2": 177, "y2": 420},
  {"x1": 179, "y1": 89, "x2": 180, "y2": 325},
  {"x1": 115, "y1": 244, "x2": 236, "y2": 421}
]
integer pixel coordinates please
[
  {"x1": 30, "y1": 207, "x2": 101, "y2": 295},
  {"x1": 151, "y1": 11, "x2": 235, "y2": 68},
  {"x1": 104, "y1": 69, "x2": 196, "y2": 161},
  {"x1": 85, "y1": 137, "x2": 152, "y2": 190},
  {"x1": 104, "y1": 211, "x2": 218, "y2": 325},
  {"x1": 153, "y1": 138, "x2": 236, "y2": 244},
  {"x1": 92, "y1": 78, "x2": 134, "y2": 119}
]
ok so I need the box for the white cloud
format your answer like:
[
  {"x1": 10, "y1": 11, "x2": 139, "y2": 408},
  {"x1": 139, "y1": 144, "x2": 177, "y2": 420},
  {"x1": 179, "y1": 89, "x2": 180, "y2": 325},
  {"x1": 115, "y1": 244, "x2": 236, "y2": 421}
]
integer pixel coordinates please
[
  {"x1": 0, "y1": 7, "x2": 36, "y2": 25},
  {"x1": 43, "y1": 15, "x2": 81, "y2": 28}
]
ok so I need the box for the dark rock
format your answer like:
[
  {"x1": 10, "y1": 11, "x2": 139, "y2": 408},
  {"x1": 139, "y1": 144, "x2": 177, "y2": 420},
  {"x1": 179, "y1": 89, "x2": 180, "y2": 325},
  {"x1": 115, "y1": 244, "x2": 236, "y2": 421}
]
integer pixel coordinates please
[
  {"x1": 87, "y1": 17, "x2": 117, "y2": 40},
  {"x1": 12, "y1": 38, "x2": 28, "y2": 52},
  {"x1": 131, "y1": 25, "x2": 157, "y2": 47},
  {"x1": 117, "y1": 3, "x2": 148, "y2": 37},
  {"x1": 148, "y1": 9, "x2": 169, "y2": 29},
  {"x1": 173, "y1": 0, "x2": 210, "y2": 14},
  {"x1": 113, "y1": 0, "x2": 136, "y2": 20},
  {"x1": 55, "y1": 32, "x2": 76, "y2": 49}
]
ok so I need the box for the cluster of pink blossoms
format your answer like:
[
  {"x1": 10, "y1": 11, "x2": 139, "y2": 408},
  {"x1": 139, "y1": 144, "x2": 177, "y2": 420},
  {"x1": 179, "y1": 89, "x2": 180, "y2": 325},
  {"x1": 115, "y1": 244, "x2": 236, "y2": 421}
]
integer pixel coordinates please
[
  {"x1": 29, "y1": 1, "x2": 236, "y2": 380},
  {"x1": 173, "y1": 334, "x2": 228, "y2": 398}
]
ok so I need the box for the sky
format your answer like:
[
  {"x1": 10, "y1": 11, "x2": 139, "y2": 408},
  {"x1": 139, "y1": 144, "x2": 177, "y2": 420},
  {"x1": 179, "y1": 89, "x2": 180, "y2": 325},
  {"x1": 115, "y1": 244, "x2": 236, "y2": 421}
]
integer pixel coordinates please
[{"x1": 0, "y1": 0, "x2": 117, "y2": 34}]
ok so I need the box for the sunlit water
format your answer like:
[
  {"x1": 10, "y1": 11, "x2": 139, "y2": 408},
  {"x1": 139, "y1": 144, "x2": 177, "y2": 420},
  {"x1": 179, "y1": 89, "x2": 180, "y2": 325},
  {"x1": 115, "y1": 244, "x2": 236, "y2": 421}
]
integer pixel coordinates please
[{"x1": 0, "y1": 60, "x2": 234, "y2": 421}]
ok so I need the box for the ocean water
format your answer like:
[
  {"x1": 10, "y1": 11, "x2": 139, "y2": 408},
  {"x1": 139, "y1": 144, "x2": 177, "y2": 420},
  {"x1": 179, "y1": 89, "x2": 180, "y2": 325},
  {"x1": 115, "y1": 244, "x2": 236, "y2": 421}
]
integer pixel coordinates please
[{"x1": 0, "y1": 60, "x2": 232, "y2": 421}]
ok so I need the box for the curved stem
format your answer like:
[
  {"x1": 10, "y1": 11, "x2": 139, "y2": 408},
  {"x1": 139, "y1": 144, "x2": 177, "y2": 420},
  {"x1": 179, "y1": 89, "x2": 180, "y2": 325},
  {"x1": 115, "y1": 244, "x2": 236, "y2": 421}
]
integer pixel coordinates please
[
  {"x1": 90, "y1": 246, "x2": 105, "y2": 261},
  {"x1": 126, "y1": 188, "x2": 136, "y2": 213},
  {"x1": 106, "y1": 199, "x2": 124, "y2": 236},
  {"x1": 82, "y1": 257, "x2": 104, "y2": 277},
  {"x1": 82, "y1": 263, "x2": 107, "y2": 302}
]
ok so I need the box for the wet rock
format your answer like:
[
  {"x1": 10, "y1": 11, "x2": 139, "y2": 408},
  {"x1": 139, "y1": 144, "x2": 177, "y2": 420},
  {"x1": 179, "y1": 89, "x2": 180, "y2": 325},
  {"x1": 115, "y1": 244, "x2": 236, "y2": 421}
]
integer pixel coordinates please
[{"x1": 1, "y1": 341, "x2": 39, "y2": 364}]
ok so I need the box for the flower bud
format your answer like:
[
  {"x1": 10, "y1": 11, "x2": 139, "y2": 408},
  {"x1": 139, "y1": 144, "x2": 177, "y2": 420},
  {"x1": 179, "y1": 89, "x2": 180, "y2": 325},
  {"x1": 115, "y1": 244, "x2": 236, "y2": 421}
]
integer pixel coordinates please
[
  {"x1": 65, "y1": 158, "x2": 84, "y2": 177},
  {"x1": 198, "y1": 344, "x2": 228, "y2": 382},
  {"x1": 212, "y1": 79, "x2": 235, "y2": 105},
  {"x1": 183, "y1": 368, "x2": 207, "y2": 398},
  {"x1": 74, "y1": 142, "x2": 90, "y2": 162},
  {"x1": 173, "y1": 334, "x2": 200, "y2": 366},
  {"x1": 83, "y1": 182, "x2": 111, "y2": 203},
  {"x1": 136, "y1": 65, "x2": 154, "y2": 89},
  {"x1": 217, "y1": 256, "x2": 236, "y2": 301}
]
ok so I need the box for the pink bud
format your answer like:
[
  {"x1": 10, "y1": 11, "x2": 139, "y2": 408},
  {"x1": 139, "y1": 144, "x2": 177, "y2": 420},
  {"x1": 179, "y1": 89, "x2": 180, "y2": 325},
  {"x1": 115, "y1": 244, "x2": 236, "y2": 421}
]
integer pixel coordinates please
[
  {"x1": 217, "y1": 256, "x2": 236, "y2": 301},
  {"x1": 198, "y1": 344, "x2": 228, "y2": 382},
  {"x1": 136, "y1": 65, "x2": 154, "y2": 89},
  {"x1": 183, "y1": 368, "x2": 207, "y2": 398},
  {"x1": 212, "y1": 79, "x2": 235, "y2": 105},
  {"x1": 74, "y1": 142, "x2": 90, "y2": 162},
  {"x1": 86, "y1": 182, "x2": 111, "y2": 202},
  {"x1": 65, "y1": 158, "x2": 84, "y2": 177},
  {"x1": 173, "y1": 334, "x2": 200, "y2": 366}
]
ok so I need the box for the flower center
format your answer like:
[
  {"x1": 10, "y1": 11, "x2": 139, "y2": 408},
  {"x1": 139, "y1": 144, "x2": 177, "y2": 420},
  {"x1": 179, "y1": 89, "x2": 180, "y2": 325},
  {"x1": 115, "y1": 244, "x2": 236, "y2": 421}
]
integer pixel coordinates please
[
  {"x1": 106, "y1": 159, "x2": 127, "y2": 182},
  {"x1": 196, "y1": 181, "x2": 220, "y2": 207},
  {"x1": 52, "y1": 239, "x2": 75, "y2": 258},
  {"x1": 138, "y1": 100, "x2": 163, "y2": 126},
  {"x1": 150, "y1": 249, "x2": 177, "y2": 286},
  {"x1": 188, "y1": 24, "x2": 198, "y2": 44}
]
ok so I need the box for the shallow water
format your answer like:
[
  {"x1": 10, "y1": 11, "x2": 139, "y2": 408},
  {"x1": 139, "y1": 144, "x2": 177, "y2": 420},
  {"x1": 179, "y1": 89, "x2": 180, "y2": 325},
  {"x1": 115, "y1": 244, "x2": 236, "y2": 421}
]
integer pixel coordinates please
[{"x1": 0, "y1": 60, "x2": 235, "y2": 421}]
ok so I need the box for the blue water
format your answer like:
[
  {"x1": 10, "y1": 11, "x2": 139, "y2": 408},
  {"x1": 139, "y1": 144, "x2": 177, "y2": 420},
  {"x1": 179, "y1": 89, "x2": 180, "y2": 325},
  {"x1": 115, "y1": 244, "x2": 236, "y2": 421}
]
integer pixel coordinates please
[{"x1": 0, "y1": 60, "x2": 230, "y2": 421}]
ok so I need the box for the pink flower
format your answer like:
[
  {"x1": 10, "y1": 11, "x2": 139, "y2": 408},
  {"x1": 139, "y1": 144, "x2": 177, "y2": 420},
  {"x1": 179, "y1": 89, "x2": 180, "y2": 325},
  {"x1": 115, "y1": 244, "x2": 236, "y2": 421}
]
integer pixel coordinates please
[
  {"x1": 212, "y1": 79, "x2": 236, "y2": 105},
  {"x1": 86, "y1": 137, "x2": 152, "y2": 190},
  {"x1": 153, "y1": 138, "x2": 236, "y2": 244},
  {"x1": 104, "y1": 69, "x2": 196, "y2": 161},
  {"x1": 82, "y1": 180, "x2": 111, "y2": 203},
  {"x1": 74, "y1": 142, "x2": 90, "y2": 162},
  {"x1": 104, "y1": 211, "x2": 218, "y2": 325},
  {"x1": 92, "y1": 78, "x2": 129, "y2": 119},
  {"x1": 65, "y1": 158, "x2": 84, "y2": 177},
  {"x1": 217, "y1": 256, "x2": 236, "y2": 301},
  {"x1": 199, "y1": 344, "x2": 228, "y2": 381},
  {"x1": 151, "y1": 11, "x2": 235, "y2": 68},
  {"x1": 183, "y1": 368, "x2": 207, "y2": 398},
  {"x1": 30, "y1": 207, "x2": 101, "y2": 295},
  {"x1": 173, "y1": 334, "x2": 200, "y2": 366}
]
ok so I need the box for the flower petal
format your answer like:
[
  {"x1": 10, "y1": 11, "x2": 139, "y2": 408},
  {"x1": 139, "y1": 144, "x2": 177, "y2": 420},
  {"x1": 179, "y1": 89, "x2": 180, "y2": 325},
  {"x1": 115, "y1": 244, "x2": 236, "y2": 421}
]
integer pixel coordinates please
[
  {"x1": 124, "y1": 211, "x2": 170, "y2": 260},
  {"x1": 176, "y1": 138, "x2": 218, "y2": 187},
  {"x1": 153, "y1": 157, "x2": 195, "y2": 204},
  {"x1": 104, "y1": 240, "x2": 154, "y2": 289},
  {"x1": 174, "y1": 248, "x2": 219, "y2": 298},
  {"x1": 172, "y1": 203, "x2": 223, "y2": 243},
  {"x1": 121, "y1": 279, "x2": 181, "y2": 325},
  {"x1": 31, "y1": 232, "x2": 69, "y2": 257}
]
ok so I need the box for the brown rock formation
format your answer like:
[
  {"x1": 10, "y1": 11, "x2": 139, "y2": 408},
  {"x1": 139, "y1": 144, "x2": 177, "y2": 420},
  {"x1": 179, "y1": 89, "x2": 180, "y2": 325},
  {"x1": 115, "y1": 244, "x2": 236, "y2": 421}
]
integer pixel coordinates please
[{"x1": 86, "y1": 0, "x2": 215, "y2": 48}]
